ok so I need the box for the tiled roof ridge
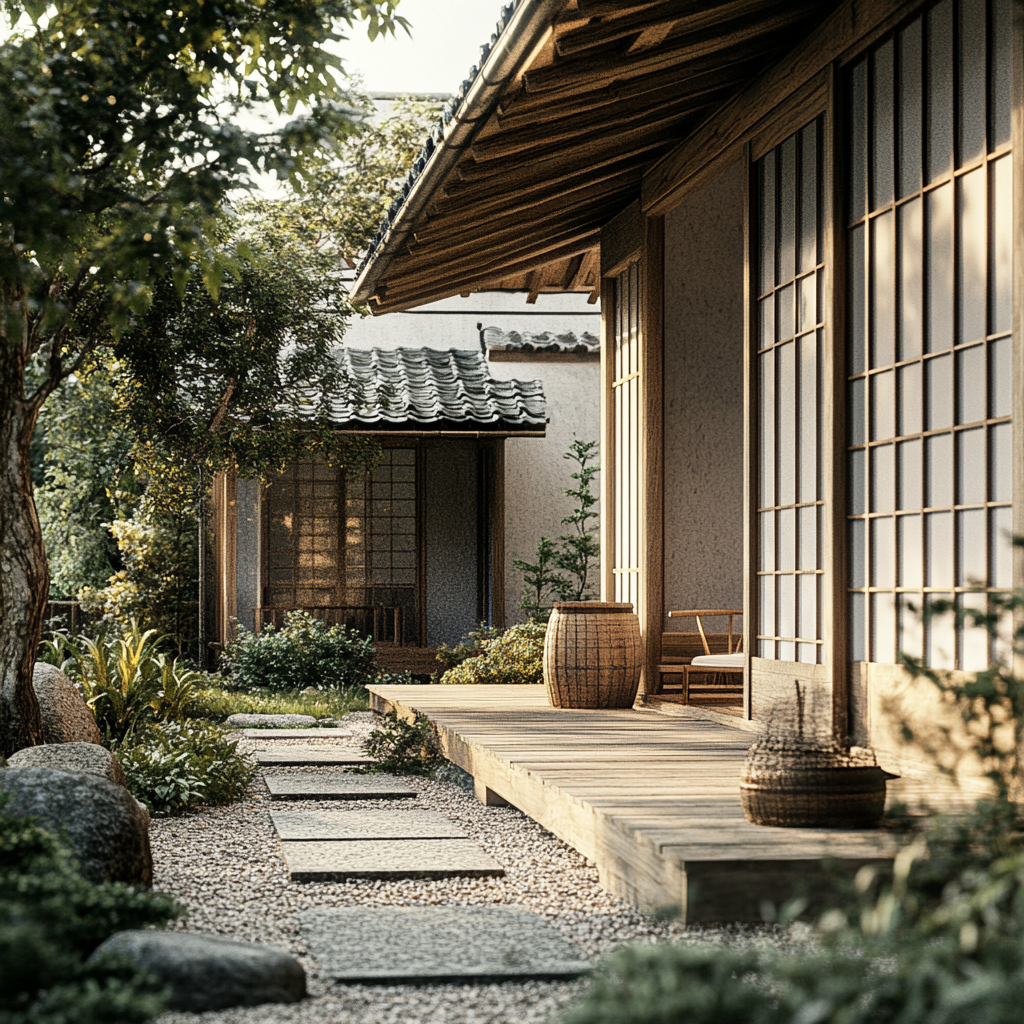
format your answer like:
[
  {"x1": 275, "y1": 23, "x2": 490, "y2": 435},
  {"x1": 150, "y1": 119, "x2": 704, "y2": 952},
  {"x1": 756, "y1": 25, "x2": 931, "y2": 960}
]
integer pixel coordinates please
[
  {"x1": 328, "y1": 345, "x2": 547, "y2": 428},
  {"x1": 355, "y1": 1, "x2": 523, "y2": 280},
  {"x1": 482, "y1": 325, "x2": 600, "y2": 354}
]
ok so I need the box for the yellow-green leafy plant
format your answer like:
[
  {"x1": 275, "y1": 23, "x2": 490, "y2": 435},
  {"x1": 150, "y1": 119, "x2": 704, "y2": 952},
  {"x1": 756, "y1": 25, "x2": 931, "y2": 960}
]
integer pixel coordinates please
[{"x1": 438, "y1": 623, "x2": 545, "y2": 685}]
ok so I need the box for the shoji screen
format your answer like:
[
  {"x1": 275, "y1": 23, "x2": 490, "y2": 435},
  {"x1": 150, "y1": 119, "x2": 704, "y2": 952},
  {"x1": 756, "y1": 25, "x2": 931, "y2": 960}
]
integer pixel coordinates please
[
  {"x1": 846, "y1": 0, "x2": 1013, "y2": 669},
  {"x1": 756, "y1": 117, "x2": 826, "y2": 664},
  {"x1": 611, "y1": 261, "x2": 642, "y2": 609}
]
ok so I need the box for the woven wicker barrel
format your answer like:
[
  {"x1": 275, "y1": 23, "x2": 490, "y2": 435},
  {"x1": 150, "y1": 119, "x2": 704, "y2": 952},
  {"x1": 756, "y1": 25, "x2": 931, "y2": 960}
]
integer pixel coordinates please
[
  {"x1": 740, "y1": 765, "x2": 893, "y2": 828},
  {"x1": 543, "y1": 602, "x2": 643, "y2": 709}
]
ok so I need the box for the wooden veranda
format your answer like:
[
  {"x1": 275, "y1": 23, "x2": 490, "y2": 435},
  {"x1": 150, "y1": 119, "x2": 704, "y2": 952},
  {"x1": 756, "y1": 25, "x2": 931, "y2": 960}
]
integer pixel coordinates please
[{"x1": 363, "y1": 684, "x2": 970, "y2": 923}]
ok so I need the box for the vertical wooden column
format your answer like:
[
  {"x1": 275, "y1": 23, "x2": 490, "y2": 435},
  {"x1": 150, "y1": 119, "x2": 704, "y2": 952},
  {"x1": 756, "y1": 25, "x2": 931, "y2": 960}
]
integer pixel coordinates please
[
  {"x1": 742, "y1": 145, "x2": 756, "y2": 720},
  {"x1": 600, "y1": 276, "x2": 617, "y2": 603},
  {"x1": 641, "y1": 217, "x2": 665, "y2": 696},
  {"x1": 1011, "y1": 0, "x2": 1024, "y2": 669},
  {"x1": 823, "y1": 64, "x2": 849, "y2": 742}
]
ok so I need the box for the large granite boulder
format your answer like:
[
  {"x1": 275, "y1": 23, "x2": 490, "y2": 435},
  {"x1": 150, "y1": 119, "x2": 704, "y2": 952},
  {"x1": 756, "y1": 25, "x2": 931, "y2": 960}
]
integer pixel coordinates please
[
  {"x1": 90, "y1": 931, "x2": 306, "y2": 1012},
  {"x1": 0, "y1": 766, "x2": 152, "y2": 885},
  {"x1": 32, "y1": 663, "x2": 102, "y2": 745},
  {"x1": 7, "y1": 742, "x2": 128, "y2": 788}
]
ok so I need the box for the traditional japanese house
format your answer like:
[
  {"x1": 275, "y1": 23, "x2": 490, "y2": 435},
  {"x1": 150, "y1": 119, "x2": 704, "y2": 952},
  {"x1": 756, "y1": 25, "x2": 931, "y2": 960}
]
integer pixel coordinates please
[
  {"x1": 352, "y1": 0, "x2": 1019, "y2": 780},
  {"x1": 209, "y1": 346, "x2": 548, "y2": 671}
]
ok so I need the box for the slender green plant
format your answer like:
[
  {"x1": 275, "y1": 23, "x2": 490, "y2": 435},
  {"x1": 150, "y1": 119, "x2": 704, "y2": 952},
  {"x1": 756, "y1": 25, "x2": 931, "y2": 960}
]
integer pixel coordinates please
[
  {"x1": 513, "y1": 538, "x2": 566, "y2": 623},
  {"x1": 553, "y1": 439, "x2": 601, "y2": 601}
]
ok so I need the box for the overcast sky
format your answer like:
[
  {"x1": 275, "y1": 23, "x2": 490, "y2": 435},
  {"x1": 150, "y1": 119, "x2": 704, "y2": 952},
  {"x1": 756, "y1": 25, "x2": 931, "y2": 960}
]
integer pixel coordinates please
[{"x1": 339, "y1": 0, "x2": 507, "y2": 95}]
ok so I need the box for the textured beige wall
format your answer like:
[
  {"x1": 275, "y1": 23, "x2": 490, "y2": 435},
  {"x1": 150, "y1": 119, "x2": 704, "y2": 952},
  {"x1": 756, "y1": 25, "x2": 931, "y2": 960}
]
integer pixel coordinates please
[
  {"x1": 662, "y1": 160, "x2": 746, "y2": 631},
  {"x1": 492, "y1": 359, "x2": 602, "y2": 623}
]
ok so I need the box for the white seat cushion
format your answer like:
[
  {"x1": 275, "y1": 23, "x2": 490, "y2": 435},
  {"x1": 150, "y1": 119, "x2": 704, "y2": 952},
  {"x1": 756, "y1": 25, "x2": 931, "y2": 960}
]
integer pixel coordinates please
[{"x1": 689, "y1": 653, "x2": 744, "y2": 669}]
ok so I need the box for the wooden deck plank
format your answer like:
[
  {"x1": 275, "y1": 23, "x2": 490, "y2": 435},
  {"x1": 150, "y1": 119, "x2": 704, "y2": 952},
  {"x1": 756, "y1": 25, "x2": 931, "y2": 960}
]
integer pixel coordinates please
[{"x1": 367, "y1": 684, "x2": 910, "y2": 922}]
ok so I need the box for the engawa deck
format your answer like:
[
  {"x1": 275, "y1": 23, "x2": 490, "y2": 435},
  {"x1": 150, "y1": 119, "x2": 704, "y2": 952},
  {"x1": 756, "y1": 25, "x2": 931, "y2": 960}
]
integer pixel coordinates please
[{"x1": 368, "y1": 684, "x2": 923, "y2": 923}]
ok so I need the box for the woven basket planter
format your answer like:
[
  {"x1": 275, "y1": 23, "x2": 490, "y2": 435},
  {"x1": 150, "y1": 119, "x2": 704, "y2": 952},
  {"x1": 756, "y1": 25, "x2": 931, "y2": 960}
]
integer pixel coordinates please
[
  {"x1": 543, "y1": 602, "x2": 643, "y2": 709},
  {"x1": 740, "y1": 764, "x2": 895, "y2": 828}
]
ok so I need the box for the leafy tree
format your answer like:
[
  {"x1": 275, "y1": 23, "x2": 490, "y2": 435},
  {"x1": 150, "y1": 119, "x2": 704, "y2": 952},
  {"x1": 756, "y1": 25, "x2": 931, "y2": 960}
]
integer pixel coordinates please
[{"x1": 0, "y1": 0, "x2": 407, "y2": 756}]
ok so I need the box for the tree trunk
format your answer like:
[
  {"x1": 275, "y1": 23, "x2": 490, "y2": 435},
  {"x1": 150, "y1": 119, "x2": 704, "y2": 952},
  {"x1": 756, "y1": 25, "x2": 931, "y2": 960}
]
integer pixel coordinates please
[{"x1": 0, "y1": 335, "x2": 47, "y2": 756}]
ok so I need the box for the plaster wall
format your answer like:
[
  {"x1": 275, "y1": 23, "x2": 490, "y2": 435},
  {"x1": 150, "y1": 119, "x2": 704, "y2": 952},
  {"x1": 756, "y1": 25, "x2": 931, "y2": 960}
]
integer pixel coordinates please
[
  {"x1": 234, "y1": 478, "x2": 261, "y2": 634},
  {"x1": 424, "y1": 441, "x2": 480, "y2": 647},
  {"x1": 662, "y1": 160, "x2": 745, "y2": 629},
  {"x1": 490, "y1": 359, "x2": 601, "y2": 624},
  {"x1": 343, "y1": 290, "x2": 601, "y2": 352}
]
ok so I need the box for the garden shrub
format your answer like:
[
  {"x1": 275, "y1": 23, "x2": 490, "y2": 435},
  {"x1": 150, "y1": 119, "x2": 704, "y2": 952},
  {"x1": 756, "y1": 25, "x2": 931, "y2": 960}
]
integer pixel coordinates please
[
  {"x1": 435, "y1": 623, "x2": 501, "y2": 675},
  {"x1": 356, "y1": 710, "x2": 444, "y2": 777},
  {"x1": 438, "y1": 622, "x2": 545, "y2": 685},
  {"x1": 41, "y1": 622, "x2": 207, "y2": 745},
  {"x1": 119, "y1": 721, "x2": 257, "y2": 817},
  {"x1": 222, "y1": 611, "x2": 377, "y2": 692},
  {"x1": 0, "y1": 795, "x2": 182, "y2": 1023}
]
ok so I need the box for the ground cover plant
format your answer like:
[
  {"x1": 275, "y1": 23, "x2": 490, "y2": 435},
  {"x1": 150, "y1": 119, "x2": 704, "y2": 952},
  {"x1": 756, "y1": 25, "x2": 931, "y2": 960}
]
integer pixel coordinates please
[
  {"x1": 0, "y1": 796, "x2": 182, "y2": 1023},
  {"x1": 562, "y1": 585, "x2": 1024, "y2": 1024},
  {"x1": 221, "y1": 611, "x2": 378, "y2": 693},
  {"x1": 194, "y1": 683, "x2": 370, "y2": 722},
  {"x1": 438, "y1": 622, "x2": 546, "y2": 686}
]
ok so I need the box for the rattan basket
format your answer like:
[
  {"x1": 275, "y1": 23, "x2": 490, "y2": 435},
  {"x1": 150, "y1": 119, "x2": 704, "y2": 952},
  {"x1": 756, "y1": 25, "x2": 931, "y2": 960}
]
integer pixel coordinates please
[{"x1": 543, "y1": 602, "x2": 643, "y2": 709}]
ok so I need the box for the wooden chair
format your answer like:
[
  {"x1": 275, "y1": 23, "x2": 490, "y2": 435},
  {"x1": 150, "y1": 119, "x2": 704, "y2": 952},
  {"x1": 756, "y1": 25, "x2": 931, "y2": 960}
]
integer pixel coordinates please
[{"x1": 656, "y1": 609, "x2": 744, "y2": 704}]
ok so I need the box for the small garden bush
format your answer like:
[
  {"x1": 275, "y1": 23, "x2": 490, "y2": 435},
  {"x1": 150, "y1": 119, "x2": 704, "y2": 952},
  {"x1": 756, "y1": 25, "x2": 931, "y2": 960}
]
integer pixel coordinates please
[
  {"x1": 435, "y1": 624, "x2": 501, "y2": 675},
  {"x1": 356, "y1": 710, "x2": 444, "y2": 777},
  {"x1": 119, "y1": 720, "x2": 257, "y2": 817},
  {"x1": 0, "y1": 796, "x2": 182, "y2": 1023},
  {"x1": 438, "y1": 622, "x2": 545, "y2": 685},
  {"x1": 222, "y1": 611, "x2": 377, "y2": 692}
]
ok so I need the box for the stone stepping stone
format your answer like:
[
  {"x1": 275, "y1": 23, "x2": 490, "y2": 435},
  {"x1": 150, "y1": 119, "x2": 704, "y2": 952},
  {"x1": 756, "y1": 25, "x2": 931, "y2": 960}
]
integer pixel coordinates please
[
  {"x1": 270, "y1": 809, "x2": 468, "y2": 841},
  {"x1": 254, "y1": 748, "x2": 372, "y2": 767},
  {"x1": 300, "y1": 906, "x2": 590, "y2": 983},
  {"x1": 238, "y1": 728, "x2": 354, "y2": 740},
  {"x1": 263, "y1": 773, "x2": 416, "y2": 801},
  {"x1": 282, "y1": 840, "x2": 504, "y2": 881}
]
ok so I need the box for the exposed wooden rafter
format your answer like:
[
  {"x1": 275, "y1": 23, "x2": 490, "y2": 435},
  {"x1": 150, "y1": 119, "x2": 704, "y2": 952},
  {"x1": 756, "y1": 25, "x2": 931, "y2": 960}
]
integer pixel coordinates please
[{"x1": 355, "y1": 0, "x2": 842, "y2": 312}]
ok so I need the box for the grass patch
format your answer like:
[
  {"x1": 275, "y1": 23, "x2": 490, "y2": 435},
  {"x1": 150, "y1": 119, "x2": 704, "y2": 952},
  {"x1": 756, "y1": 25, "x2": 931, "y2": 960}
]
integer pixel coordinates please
[{"x1": 194, "y1": 684, "x2": 370, "y2": 722}]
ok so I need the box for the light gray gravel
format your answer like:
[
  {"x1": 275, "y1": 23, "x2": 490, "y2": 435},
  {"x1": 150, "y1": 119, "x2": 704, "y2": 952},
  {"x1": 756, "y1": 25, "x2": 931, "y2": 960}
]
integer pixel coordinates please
[{"x1": 153, "y1": 712, "x2": 785, "y2": 1024}]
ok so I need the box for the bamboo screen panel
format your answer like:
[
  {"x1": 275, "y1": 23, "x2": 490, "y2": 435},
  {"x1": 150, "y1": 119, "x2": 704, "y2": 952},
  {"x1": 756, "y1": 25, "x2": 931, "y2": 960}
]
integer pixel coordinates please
[
  {"x1": 756, "y1": 117, "x2": 826, "y2": 664},
  {"x1": 846, "y1": 0, "x2": 1013, "y2": 670},
  {"x1": 611, "y1": 261, "x2": 641, "y2": 610}
]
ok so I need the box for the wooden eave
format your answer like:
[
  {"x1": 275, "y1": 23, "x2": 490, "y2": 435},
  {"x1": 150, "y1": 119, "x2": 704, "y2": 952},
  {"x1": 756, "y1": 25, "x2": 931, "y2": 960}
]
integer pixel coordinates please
[{"x1": 353, "y1": 0, "x2": 841, "y2": 314}]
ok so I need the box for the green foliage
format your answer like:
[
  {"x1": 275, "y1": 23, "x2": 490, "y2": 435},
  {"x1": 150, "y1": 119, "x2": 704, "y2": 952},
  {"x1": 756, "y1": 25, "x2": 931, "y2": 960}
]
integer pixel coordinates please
[
  {"x1": 514, "y1": 440, "x2": 601, "y2": 619},
  {"x1": 435, "y1": 623, "x2": 503, "y2": 674},
  {"x1": 41, "y1": 623, "x2": 205, "y2": 746},
  {"x1": 563, "y1": 573, "x2": 1024, "y2": 1024},
  {"x1": 553, "y1": 440, "x2": 601, "y2": 602},
  {"x1": 119, "y1": 720, "x2": 256, "y2": 817},
  {"x1": 438, "y1": 623, "x2": 546, "y2": 686},
  {"x1": 222, "y1": 611, "x2": 378, "y2": 693},
  {"x1": 512, "y1": 538, "x2": 565, "y2": 624},
  {"x1": 193, "y1": 684, "x2": 369, "y2": 721},
  {"x1": 356, "y1": 710, "x2": 443, "y2": 777},
  {"x1": 0, "y1": 796, "x2": 182, "y2": 1022}
]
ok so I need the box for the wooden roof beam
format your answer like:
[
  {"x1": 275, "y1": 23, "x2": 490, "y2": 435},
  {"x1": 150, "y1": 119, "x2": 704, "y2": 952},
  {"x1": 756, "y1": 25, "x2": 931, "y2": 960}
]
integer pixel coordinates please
[
  {"x1": 413, "y1": 174, "x2": 638, "y2": 249},
  {"x1": 576, "y1": 0, "x2": 665, "y2": 16},
  {"x1": 557, "y1": 0, "x2": 758, "y2": 57},
  {"x1": 377, "y1": 235, "x2": 602, "y2": 310},
  {"x1": 496, "y1": 55, "x2": 755, "y2": 128},
  {"x1": 525, "y1": 4, "x2": 817, "y2": 96},
  {"x1": 473, "y1": 77, "x2": 733, "y2": 162}
]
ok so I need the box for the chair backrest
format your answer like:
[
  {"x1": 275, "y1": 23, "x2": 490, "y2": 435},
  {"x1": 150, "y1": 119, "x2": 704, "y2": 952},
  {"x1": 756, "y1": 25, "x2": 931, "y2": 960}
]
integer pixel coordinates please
[{"x1": 666, "y1": 609, "x2": 743, "y2": 655}]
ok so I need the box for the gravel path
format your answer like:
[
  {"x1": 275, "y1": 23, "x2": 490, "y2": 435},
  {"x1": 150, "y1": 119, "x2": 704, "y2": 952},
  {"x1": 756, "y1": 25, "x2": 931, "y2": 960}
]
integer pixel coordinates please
[{"x1": 153, "y1": 712, "x2": 779, "y2": 1024}]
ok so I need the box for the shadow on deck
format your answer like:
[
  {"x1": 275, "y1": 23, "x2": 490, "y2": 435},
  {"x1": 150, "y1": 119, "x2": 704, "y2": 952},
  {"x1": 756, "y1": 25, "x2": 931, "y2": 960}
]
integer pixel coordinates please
[{"x1": 365, "y1": 684, "x2": 961, "y2": 924}]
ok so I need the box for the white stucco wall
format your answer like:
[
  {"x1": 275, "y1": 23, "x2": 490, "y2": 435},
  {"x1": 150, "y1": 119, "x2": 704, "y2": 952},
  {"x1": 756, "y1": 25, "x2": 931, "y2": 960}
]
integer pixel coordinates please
[{"x1": 346, "y1": 290, "x2": 601, "y2": 632}]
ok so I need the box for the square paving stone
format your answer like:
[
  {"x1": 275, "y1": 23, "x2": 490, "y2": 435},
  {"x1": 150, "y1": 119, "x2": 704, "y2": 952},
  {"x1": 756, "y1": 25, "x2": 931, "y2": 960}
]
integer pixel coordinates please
[
  {"x1": 270, "y1": 809, "x2": 468, "y2": 841},
  {"x1": 263, "y1": 774, "x2": 416, "y2": 801},
  {"x1": 255, "y1": 748, "x2": 373, "y2": 767},
  {"x1": 282, "y1": 839, "x2": 504, "y2": 881},
  {"x1": 240, "y1": 728, "x2": 354, "y2": 740},
  {"x1": 300, "y1": 906, "x2": 590, "y2": 983}
]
